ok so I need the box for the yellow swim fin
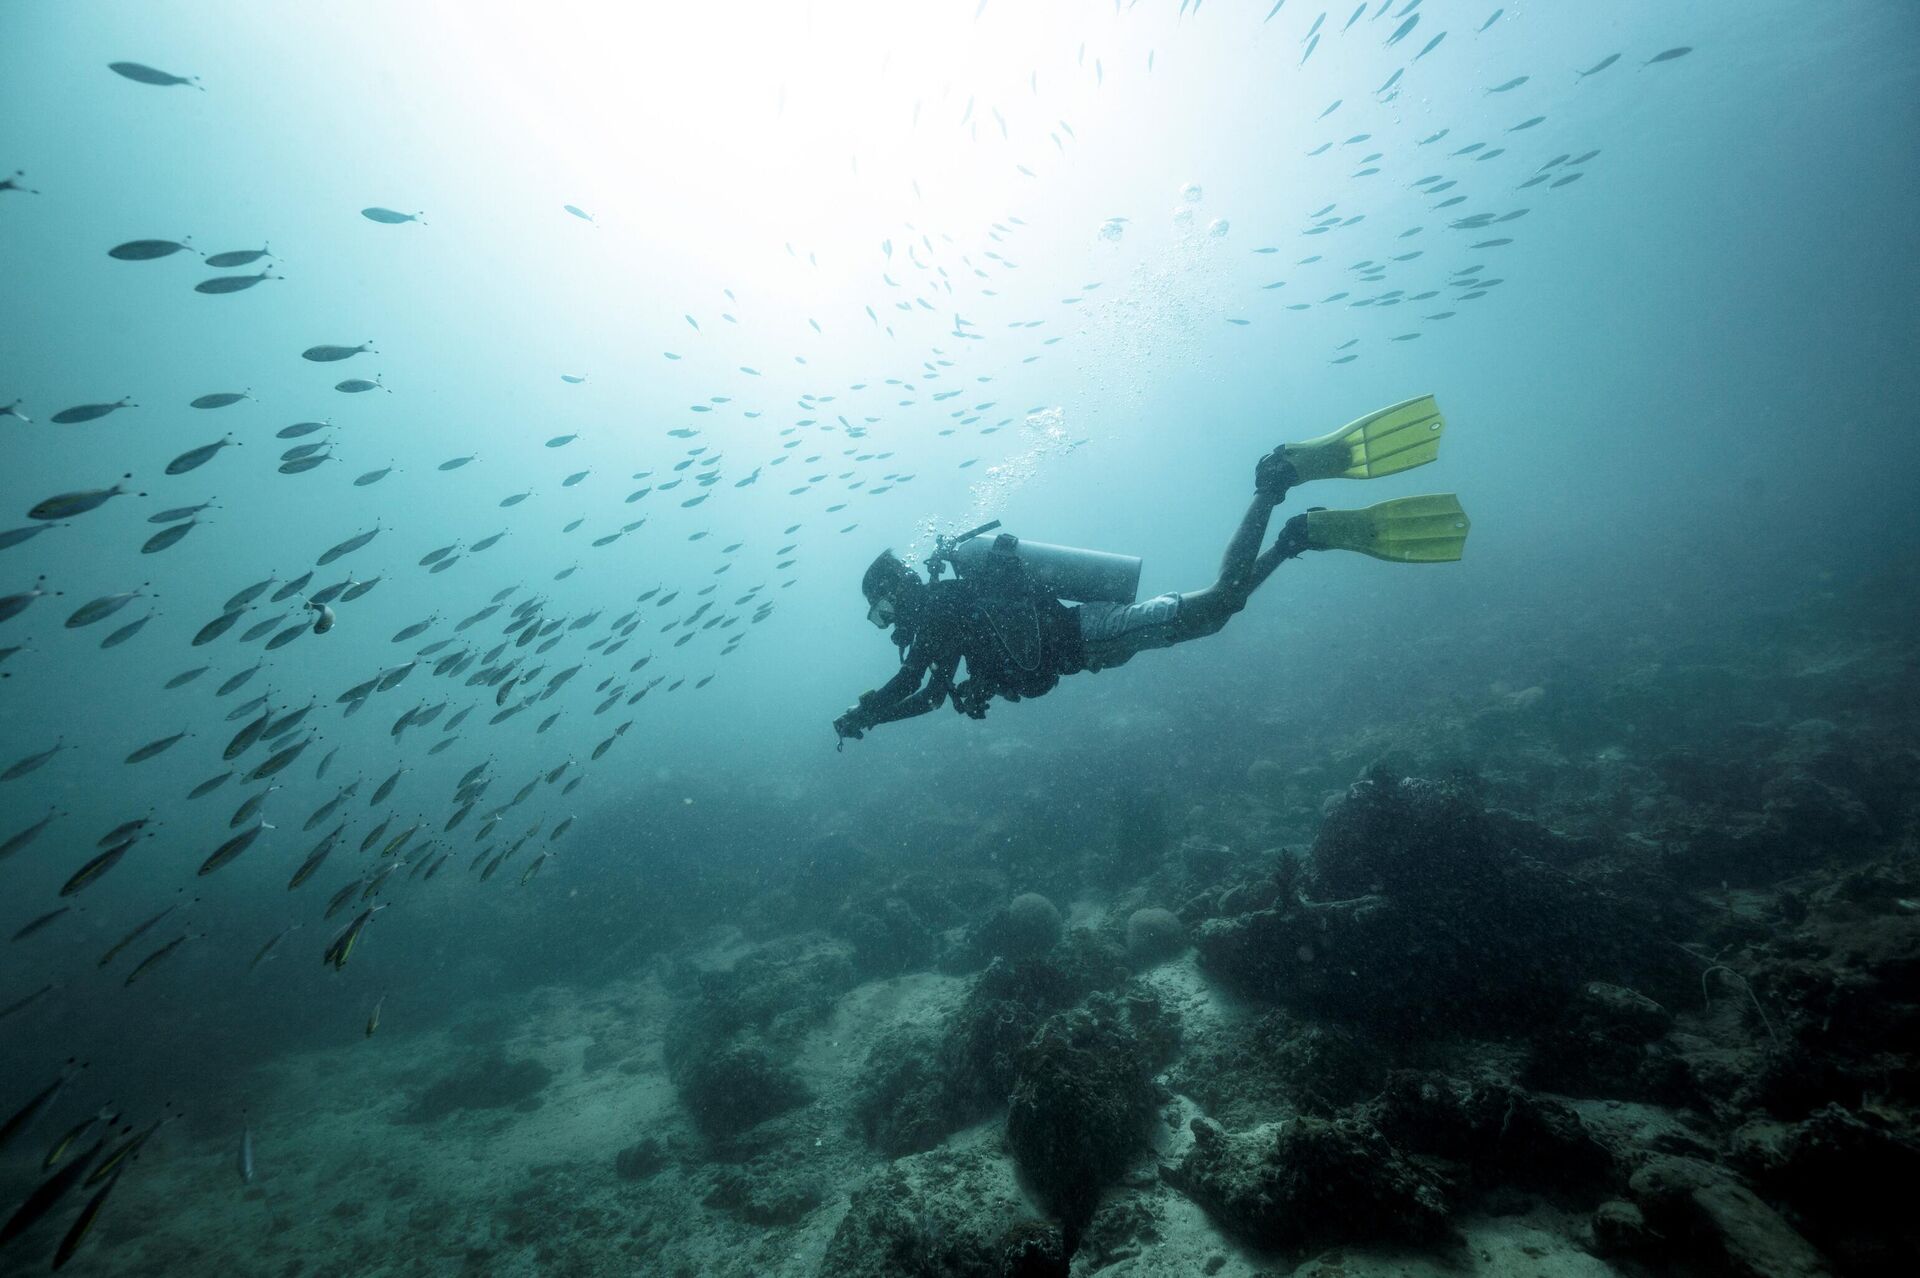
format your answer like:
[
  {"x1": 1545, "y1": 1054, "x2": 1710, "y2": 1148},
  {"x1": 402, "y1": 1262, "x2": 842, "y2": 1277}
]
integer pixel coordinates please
[
  {"x1": 1304, "y1": 493, "x2": 1470, "y2": 563},
  {"x1": 1283, "y1": 394, "x2": 1445, "y2": 481}
]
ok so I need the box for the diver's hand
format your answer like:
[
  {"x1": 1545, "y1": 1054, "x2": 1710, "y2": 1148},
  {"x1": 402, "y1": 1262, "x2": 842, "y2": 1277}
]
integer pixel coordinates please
[{"x1": 833, "y1": 712, "x2": 865, "y2": 742}]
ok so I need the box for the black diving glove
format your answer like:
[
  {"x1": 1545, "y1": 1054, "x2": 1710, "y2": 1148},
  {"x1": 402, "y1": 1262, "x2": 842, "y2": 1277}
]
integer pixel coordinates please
[
  {"x1": 1274, "y1": 511, "x2": 1318, "y2": 558},
  {"x1": 1255, "y1": 449, "x2": 1301, "y2": 499},
  {"x1": 833, "y1": 711, "x2": 866, "y2": 742}
]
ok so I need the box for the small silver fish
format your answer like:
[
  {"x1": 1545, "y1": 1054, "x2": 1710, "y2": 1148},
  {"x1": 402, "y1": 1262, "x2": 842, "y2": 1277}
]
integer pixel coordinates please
[
  {"x1": 190, "y1": 390, "x2": 251, "y2": 409},
  {"x1": 195, "y1": 270, "x2": 280, "y2": 294},
  {"x1": 50, "y1": 397, "x2": 136, "y2": 425},
  {"x1": 66, "y1": 587, "x2": 148, "y2": 629},
  {"x1": 204, "y1": 245, "x2": 271, "y2": 268},
  {"x1": 237, "y1": 1110, "x2": 255, "y2": 1182},
  {"x1": 166, "y1": 437, "x2": 237, "y2": 475},
  {"x1": 108, "y1": 61, "x2": 203, "y2": 89},
  {"x1": 301, "y1": 341, "x2": 374, "y2": 362},
  {"x1": 249, "y1": 926, "x2": 299, "y2": 972},
  {"x1": 108, "y1": 238, "x2": 193, "y2": 260}
]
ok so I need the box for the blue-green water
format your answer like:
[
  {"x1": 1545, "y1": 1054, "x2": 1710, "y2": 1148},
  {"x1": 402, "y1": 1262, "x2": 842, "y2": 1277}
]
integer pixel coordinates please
[{"x1": 3, "y1": 2, "x2": 1917, "y2": 1274}]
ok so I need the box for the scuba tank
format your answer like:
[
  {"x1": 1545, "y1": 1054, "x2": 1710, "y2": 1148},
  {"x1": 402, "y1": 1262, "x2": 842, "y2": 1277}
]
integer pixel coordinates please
[{"x1": 928, "y1": 520, "x2": 1142, "y2": 604}]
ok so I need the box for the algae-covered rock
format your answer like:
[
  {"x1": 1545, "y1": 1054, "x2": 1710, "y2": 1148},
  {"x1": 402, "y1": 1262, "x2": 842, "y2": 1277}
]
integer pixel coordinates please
[
  {"x1": 818, "y1": 1136, "x2": 1040, "y2": 1278},
  {"x1": 1005, "y1": 991, "x2": 1175, "y2": 1240},
  {"x1": 399, "y1": 1050, "x2": 553, "y2": 1123},
  {"x1": 702, "y1": 1163, "x2": 823, "y2": 1226},
  {"x1": 675, "y1": 1042, "x2": 808, "y2": 1139},
  {"x1": 994, "y1": 1218, "x2": 1068, "y2": 1277},
  {"x1": 850, "y1": 1024, "x2": 956, "y2": 1157},
  {"x1": 666, "y1": 934, "x2": 857, "y2": 1050},
  {"x1": 1734, "y1": 1103, "x2": 1920, "y2": 1276},
  {"x1": 1628, "y1": 1155, "x2": 1831, "y2": 1278},
  {"x1": 946, "y1": 892, "x2": 1072, "y2": 973},
  {"x1": 1076, "y1": 1192, "x2": 1164, "y2": 1271},
  {"x1": 1167, "y1": 1011, "x2": 1380, "y2": 1129},
  {"x1": 1196, "y1": 772, "x2": 1689, "y2": 1035},
  {"x1": 850, "y1": 933, "x2": 1133, "y2": 1157},
  {"x1": 1525, "y1": 980, "x2": 1690, "y2": 1102},
  {"x1": 1168, "y1": 1113, "x2": 1452, "y2": 1252},
  {"x1": 660, "y1": 934, "x2": 847, "y2": 1140},
  {"x1": 836, "y1": 893, "x2": 940, "y2": 977},
  {"x1": 1365, "y1": 1071, "x2": 1618, "y2": 1196},
  {"x1": 1589, "y1": 1198, "x2": 1652, "y2": 1256}
]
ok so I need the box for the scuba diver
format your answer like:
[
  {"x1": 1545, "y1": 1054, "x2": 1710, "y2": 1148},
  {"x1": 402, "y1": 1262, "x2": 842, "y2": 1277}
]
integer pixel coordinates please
[{"x1": 832, "y1": 395, "x2": 1470, "y2": 744}]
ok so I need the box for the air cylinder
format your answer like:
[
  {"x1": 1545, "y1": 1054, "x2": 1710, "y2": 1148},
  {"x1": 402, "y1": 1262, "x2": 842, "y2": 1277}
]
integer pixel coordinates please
[{"x1": 949, "y1": 533, "x2": 1141, "y2": 604}]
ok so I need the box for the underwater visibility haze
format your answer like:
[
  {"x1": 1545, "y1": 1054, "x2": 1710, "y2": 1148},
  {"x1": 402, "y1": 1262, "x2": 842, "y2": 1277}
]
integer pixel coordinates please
[{"x1": 2, "y1": 0, "x2": 1918, "y2": 1274}]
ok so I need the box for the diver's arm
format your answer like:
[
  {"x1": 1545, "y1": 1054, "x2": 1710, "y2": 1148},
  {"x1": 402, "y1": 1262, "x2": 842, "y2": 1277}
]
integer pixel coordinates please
[
  {"x1": 835, "y1": 650, "x2": 930, "y2": 739},
  {"x1": 837, "y1": 654, "x2": 957, "y2": 737},
  {"x1": 859, "y1": 664, "x2": 954, "y2": 727},
  {"x1": 860, "y1": 659, "x2": 926, "y2": 711}
]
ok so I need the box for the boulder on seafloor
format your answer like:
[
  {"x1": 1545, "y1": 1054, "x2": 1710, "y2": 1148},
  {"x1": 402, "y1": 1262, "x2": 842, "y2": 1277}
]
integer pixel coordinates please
[
  {"x1": 1588, "y1": 1198, "x2": 1653, "y2": 1257},
  {"x1": 1656, "y1": 717, "x2": 1914, "y2": 887},
  {"x1": 1167, "y1": 1011, "x2": 1381, "y2": 1129},
  {"x1": 1627, "y1": 1155, "x2": 1831, "y2": 1278},
  {"x1": 1524, "y1": 980, "x2": 1691, "y2": 1102},
  {"x1": 397, "y1": 1050, "x2": 554, "y2": 1124},
  {"x1": 1363, "y1": 1072, "x2": 1618, "y2": 1197},
  {"x1": 673, "y1": 1042, "x2": 808, "y2": 1140},
  {"x1": 1194, "y1": 772, "x2": 1690, "y2": 1035},
  {"x1": 835, "y1": 892, "x2": 941, "y2": 976},
  {"x1": 660, "y1": 934, "x2": 848, "y2": 1140},
  {"x1": 1731, "y1": 1103, "x2": 1920, "y2": 1276},
  {"x1": 1166, "y1": 1113, "x2": 1453, "y2": 1253},
  {"x1": 1005, "y1": 991, "x2": 1177, "y2": 1240},
  {"x1": 832, "y1": 869, "x2": 985, "y2": 977},
  {"x1": 944, "y1": 891, "x2": 1072, "y2": 973},
  {"x1": 1005, "y1": 893, "x2": 1063, "y2": 952},
  {"x1": 701, "y1": 1161, "x2": 824, "y2": 1227},
  {"x1": 851, "y1": 932, "x2": 1130, "y2": 1156},
  {"x1": 817, "y1": 1139, "x2": 1046, "y2": 1278}
]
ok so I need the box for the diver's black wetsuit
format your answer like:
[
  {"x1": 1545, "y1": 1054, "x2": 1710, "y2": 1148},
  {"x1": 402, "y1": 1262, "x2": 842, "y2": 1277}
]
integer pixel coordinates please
[{"x1": 844, "y1": 578, "x2": 1083, "y2": 731}]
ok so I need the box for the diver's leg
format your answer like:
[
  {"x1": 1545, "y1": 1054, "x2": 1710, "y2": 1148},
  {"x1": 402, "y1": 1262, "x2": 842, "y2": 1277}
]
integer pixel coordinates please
[
  {"x1": 1217, "y1": 492, "x2": 1282, "y2": 594},
  {"x1": 1176, "y1": 509, "x2": 1313, "y2": 641},
  {"x1": 1168, "y1": 491, "x2": 1280, "y2": 640},
  {"x1": 1216, "y1": 448, "x2": 1302, "y2": 591},
  {"x1": 1163, "y1": 454, "x2": 1307, "y2": 643},
  {"x1": 1247, "y1": 512, "x2": 1311, "y2": 592}
]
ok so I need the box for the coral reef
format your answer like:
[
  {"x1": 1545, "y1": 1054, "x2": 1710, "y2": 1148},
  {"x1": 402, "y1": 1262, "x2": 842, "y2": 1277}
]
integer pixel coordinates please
[
  {"x1": 54, "y1": 580, "x2": 1918, "y2": 1277},
  {"x1": 1195, "y1": 772, "x2": 1695, "y2": 1035}
]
